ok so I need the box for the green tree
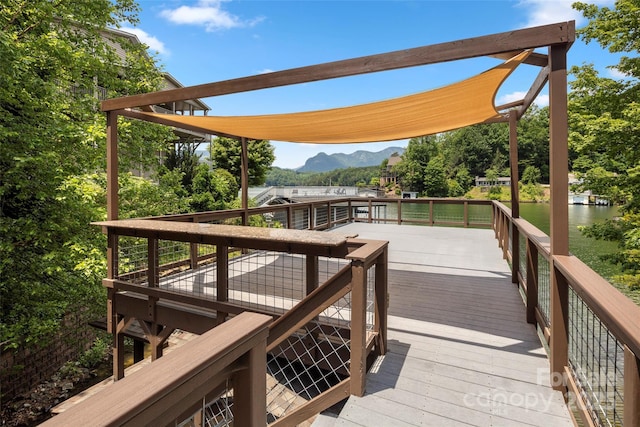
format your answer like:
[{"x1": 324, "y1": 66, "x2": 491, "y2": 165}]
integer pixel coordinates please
[
  {"x1": 210, "y1": 137, "x2": 275, "y2": 186},
  {"x1": 522, "y1": 165, "x2": 541, "y2": 185},
  {"x1": 423, "y1": 156, "x2": 448, "y2": 197},
  {"x1": 394, "y1": 135, "x2": 440, "y2": 194},
  {"x1": 517, "y1": 106, "x2": 550, "y2": 183},
  {"x1": 163, "y1": 142, "x2": 202, "y2": 192},
  {"x1": 189, "y1": 165, "x2": 239, "y2": 212},
  {"x1": 570, "y1": 0, "x2": 640, "y2": 292},
  {"x1": 0, "y1": 0, "x2": 172, "y2": 347}
]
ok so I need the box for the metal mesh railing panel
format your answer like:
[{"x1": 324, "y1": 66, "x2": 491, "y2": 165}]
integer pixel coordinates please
[
  {"x1": 176, "y1": 383, "x2": 233, "y2": 427},
  {"x1": 519, "y1": 236, "x2": 527, "y2": 283},
  {"x1": 568, "y1": 287, "x2": 624, "y2": 427},
  {"x1": 291, "y1": 208, "x2": 310, "y2": 230},
  {"x1": 116, "y1": 237, "x2": 147, "y2": 280},
  {"x1": 314, "y1": 206, "x2": 329, "y2": 228},
  {"x1": 158, "y1": 245, "x2": 217, "y2": 299},
  {"x1": 399, "y1": 203, "x2": 429, "y2": 222},
  {"x1": 227, "y1": 251, "x2": 305, "y2": 315},
  {"x1": 266, "y1": 319, "x2": 350, "y2": 422},
  {"x1": 538, "y1": 254, "x2": 551, "y2": 326},
  {"x1": 433, "y1": 203, "x2": 463, "y2": 223},
  {"x1": 366, "y1": 264, "x2": 376, "y2": 332},
  {"x1": 467, "y1": 204, "x2": 492, "y2": 225},
  {"x1": 332, "y1": 204, "x2": 350, "y2": 223}
]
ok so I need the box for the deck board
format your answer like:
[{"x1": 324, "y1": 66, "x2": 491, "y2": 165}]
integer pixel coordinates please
[{"x1": 316, "y1": 223, "x2": 573, "y2": 427}]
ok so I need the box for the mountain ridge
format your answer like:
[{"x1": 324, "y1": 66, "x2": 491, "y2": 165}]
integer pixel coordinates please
[{"x1": 296, "y1": 146, "x2": 404, "y2": 172}]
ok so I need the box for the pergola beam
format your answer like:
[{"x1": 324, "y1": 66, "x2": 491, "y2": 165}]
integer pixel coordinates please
[
  {"x1": 119, "y1": 109, "x2": 239, "y2": 140},
  {"x1": 101, "y1": 22, "x2": 574, "y2": 112},
  {"x1": 517, "y1": 65, "x2": 550, "y2": 118}
]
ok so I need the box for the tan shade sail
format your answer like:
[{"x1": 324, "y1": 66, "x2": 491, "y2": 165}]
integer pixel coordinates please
[{"x1": 134, "y1": 51, "x2": 530, "y2": 143}]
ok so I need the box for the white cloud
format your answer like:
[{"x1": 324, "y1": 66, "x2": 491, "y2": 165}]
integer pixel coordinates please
[
  {"x1": 535, "y1": 94, "x2": 549, "y2": 107},
  {"x1": 518, "y1": 0, "x2": 614, "y2": 27},
  {"x1": 257, "y1": 68, "x2": 274, "y2": 74},
  {"x1": 121, "y1": 27, "x2": 169, "y2": 55},
  {"x1": 497, "y1": 91, "x2": 527, "y2": 106},
  {"x1": 497, "y1": 91, "x2": 549, "y2": 107},
  {"x1": 608, "y1": 67, "x2": 629, "y2": 79},
  {"x1": 160, "y1": 0, "x2": 264, "y2": 32}
]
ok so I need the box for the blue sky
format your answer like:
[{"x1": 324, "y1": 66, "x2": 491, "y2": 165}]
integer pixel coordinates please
[{"x1": 124, "y1": 0, "x2": 618, "y2": 169}]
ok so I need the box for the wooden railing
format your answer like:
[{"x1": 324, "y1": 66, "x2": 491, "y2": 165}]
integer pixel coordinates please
[
  {"x1": 493, "y1": 201, "x2": 640, "y2": 427},
  {"x1": 49, "y1": 197, "x2": 640, "y2": 425},
  {"x1": 90, "y1": 215, "x2": 388, "y2": 426},
  {"x1": 41, "y1": 312, "x2": 272, "y2": 426},
  {"x1": 147, "y1": 197, "x2": 494, "y2": 231}
]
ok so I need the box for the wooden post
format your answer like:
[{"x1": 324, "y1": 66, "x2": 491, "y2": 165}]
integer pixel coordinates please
[
  {"x1": 429, "y1": 200, "x2": 434, "y2": 226},
  {"x1": 492, "y1": 204, "x2": 497, "y2": 238},
  {"x1": 397, "y1": 199, "x2": 402, "y2": 225},
  {"x1": 147, "y1": 238, "x2": 162, "y2": 360},
  {"x1": 350, "y1": 261, "x2": 367, "y2": 396},
  {"x1": 509, "y1": 112, "x2": 520, "y2": 285},
  {"x1": 232, "y1": 339, "x2": 267, "y2": 427},
  {"x1": 549, "y1": 43, "x2": 570, "y2": 386},
  {"x1": 624, "y1": 346, "x2": 640, "y2": 426},
  {"x1": 526, "y1": 239, "x2": 539, "y2": 324},
  {"x1": 106, "y1": 111, "x2": 118, "y2": 221},
  {"x1": 309, "y1": 203, "x2": 315, "y2": 230},
  {"x1": 327, "y1": 201, "x2": 333, "y2": 229},
  {"x1": 133, "y1": 340, "x2": 145, "y2": 363},
  {"x1": 106, "y1": 111, "x2": 122, "y2": 380},
  {"x1": 216, "y1": 245, "x2": 229, "y2": 324},
  {"x1": 306, "y1": 255, "x2": 318, "y2": 296},
  {"x1": 113, "y1": 328, "x2": 125, "y2": 381},
  {"x1": 286, "y1": 204, "x2": 293, "y2": 229},
  {"x1": 375, "y1": 249, "x2": 388, "y2": 356},
  {"x1": 550, "y1": 266, "x2": 569, "y2": 391},
  {"x1": 240, "y1": 137, "x2": 249, "y2": 227},
  {"x1": 463, "y1": 201, "x2": 469, "y2": 228},
  {"x1": 509, "y1": 112, "x2": 520, "y2": 219},
  {"x1": 367, "y1": 198, "x2": 373, "y2": 223}
]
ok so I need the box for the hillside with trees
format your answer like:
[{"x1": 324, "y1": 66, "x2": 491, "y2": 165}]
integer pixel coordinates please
[
  {"x1": 266, "y1": 166, "x2": 380, "y2": 187},
  {"x1": 380, "y1": 105, "x2": 550, "y2": 199},
  {"x1": 569, "y1": 0, "x2": 640, "y2": 292}
]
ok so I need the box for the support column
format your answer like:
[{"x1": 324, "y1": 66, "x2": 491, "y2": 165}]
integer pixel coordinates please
[
  {"x1": 375, "y1": 249, "x2": 388, "y2": 356},
  {"x1": 240, "y1": 137, "x2": 249, "y2": 227},
  {"x1": 526, "y1": 239, "x2": 539, "y2": 324},
  {"x1": 624, "y1": 346, "x2": 640, "y2": 426},
  {"x1": 216, "y1": 245, "x2": 229, "y2": 324},
  {"x1": 509, "y1": 111, "x2": 520, "y2": 284},
  {"x1": 233, "y1": 342, "x2": 267, "y2": 427},
  {"x1": 549, "y1": 43, "x2": 570, "y2": 388},
  {"x1": 106, "y1": 111, "x2": 118, "y2": 221},
  {"x1": 350, "y1": 261, "x2": 368, "y2": 396},
  {"x1": 106, "y1": 111, "x2": 122, "y2": 380}
]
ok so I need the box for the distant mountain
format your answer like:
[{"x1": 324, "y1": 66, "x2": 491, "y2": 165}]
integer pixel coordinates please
[{"x1": 297, "y1": 147, "x2": 404, "y2": 173}]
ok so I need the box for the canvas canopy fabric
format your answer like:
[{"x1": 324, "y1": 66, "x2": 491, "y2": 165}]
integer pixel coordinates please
[{"x1": 134, "y1": 50, "x2": 530, "y2": 144}]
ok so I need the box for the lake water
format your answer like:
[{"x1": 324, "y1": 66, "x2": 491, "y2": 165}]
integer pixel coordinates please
[
  {"x1": 517, "y1": 203, "x2": 621, "y2": 279},
  {"x1": 378, "y1": 201, "x2": 620, "y2": 279}
]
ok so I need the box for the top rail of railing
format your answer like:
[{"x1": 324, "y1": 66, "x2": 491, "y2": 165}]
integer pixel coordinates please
[
  {"x1": 491, "y1": 199, "x2": 640, "y2": 426},
  {"x1": 139, "y1": 197, "x2": 494, "y2": 230},
  {"x1": 41, "y1": 312, "x2": 272, "y2": 427}
]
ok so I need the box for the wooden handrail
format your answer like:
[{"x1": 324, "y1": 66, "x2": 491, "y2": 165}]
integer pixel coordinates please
[
  {"x1": 94, "y1": 219, "x2": 350, "y2": 257},
  {"x1": 42, "y1": 312, "x2": 271, "y2": 427},
  {"x1": 553, "y1": 255, "x2": 640, "y2": 357}
]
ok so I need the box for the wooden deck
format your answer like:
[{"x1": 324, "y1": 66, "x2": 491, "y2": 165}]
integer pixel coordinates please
[{"x1": 314, "y1": 223, "x2": 573, "y2": 427}]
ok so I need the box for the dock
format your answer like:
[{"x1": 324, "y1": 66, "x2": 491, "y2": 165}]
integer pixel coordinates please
[{"x1": 314, "y1": 223, "x2": 573, "y2": 426}]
